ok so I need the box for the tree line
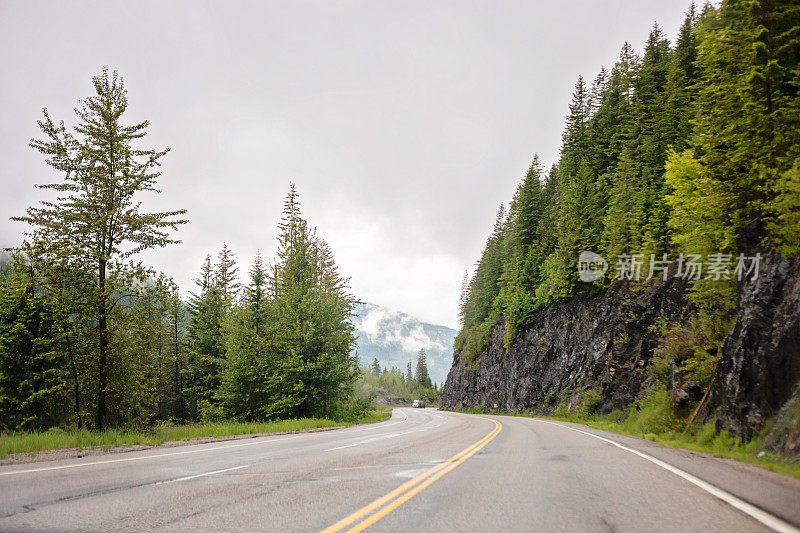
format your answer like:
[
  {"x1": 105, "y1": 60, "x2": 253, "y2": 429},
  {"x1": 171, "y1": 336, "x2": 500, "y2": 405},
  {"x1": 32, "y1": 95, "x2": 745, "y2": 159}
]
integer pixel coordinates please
[
  {"x1": 368, "y1": 348, "x2": 436, "y2": 389},
  {"x1": 458, "y1": 0, "x2": 800, "y2": 369},
  {"x1": 360, "y1": 349, "x2": 441, "y2": 403},
  {"x1": 0, "y1": 69, "x2": 361, "y2": 431}
]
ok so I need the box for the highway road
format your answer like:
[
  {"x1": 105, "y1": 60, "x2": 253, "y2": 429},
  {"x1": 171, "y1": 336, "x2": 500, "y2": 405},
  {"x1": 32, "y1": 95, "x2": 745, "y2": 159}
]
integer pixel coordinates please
[{"x1": 1, "y1": 408, "x2": 800, "y2": 532}]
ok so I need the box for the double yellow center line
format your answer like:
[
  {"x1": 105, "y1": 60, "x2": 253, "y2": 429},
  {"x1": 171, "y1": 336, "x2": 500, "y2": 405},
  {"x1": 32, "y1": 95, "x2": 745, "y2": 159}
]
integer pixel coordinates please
[{"x1": 321, "y1": 416, "x2": 502, "y2": 533}]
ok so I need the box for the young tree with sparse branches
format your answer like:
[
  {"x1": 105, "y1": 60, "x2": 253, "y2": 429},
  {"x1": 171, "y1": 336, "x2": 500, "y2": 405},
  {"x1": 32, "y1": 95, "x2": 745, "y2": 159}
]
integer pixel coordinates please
[{"x1": 12, "y1": 68, "x2": 187, "y2": 428}]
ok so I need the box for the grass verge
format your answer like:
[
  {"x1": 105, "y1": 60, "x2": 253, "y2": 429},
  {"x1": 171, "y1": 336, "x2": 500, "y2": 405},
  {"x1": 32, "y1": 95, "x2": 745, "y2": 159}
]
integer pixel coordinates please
[
  {"x1": 468, "y1": 389, "x2": 800, "y2": 479},
  {"x1": 0, "y1": 408, "x2": 392, "y2": 459}
]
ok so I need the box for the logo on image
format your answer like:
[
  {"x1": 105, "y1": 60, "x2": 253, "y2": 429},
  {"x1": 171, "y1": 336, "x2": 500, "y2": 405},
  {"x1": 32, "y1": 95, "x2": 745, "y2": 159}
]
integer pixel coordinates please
[{"x1": 578, "y1": 251, "x2": 608, "y2": 282}]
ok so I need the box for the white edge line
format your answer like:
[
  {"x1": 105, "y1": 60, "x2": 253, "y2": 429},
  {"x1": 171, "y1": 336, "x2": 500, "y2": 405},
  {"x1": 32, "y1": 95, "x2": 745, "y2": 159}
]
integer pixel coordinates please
[
  {"x1": 343, "y1": 409, "x2": 409, "y2": 434},
  {"x1": 537, "y1": 419, "x2": 800, "y2": 533},
  {"x1": 323, "y1": 428, "x2": 425, "y2": 452},
  {"x1": 0, "y1": 435, "x2": 304, "y2": 476},
  {"x1": 0, "y1": 411, "x2": 410, "y2": 477},
  {"x1": 155, "y1": 464, "x2": 248, "y2": 485},
  {"x1": 323, "y1": 409, "x2": 440, "y2": 452}
]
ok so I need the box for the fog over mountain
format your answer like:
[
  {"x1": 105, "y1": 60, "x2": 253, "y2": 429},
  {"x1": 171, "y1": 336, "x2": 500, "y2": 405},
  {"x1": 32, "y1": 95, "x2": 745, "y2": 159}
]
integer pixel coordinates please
[{"x1": 352, "y1": 302, "x2": 457, "y2": 385}]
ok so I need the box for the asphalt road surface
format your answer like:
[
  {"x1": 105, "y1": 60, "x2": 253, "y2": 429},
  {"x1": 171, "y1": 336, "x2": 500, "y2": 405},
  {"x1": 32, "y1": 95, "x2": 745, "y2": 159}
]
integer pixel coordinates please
[{"x1": 2, "y1": 408, "x2": 800, "y2": 532}]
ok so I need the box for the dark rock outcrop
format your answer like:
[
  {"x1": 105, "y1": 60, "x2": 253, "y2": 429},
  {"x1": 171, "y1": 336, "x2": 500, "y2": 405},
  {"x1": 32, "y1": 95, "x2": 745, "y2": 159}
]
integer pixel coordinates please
[
  {"x1": 443, "y1": 247, "x2": 800, "y2": 456},
  {"x1": 713, "y1": 249, "x2": 800, "y2": 443},
  {"x1": 443, "y1": 275, "x2": 691, "y2": 414}
]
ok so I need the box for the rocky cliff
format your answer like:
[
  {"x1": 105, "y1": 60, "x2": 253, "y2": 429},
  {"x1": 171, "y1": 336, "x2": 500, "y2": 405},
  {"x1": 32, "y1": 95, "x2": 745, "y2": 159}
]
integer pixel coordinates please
[
  {"x1": 443, "y1": 275, "x2": 691, "y2": 414},
  {"x1": 443, "y1": 248, "x2": 800, "y2": 455},
  {"x1": 712, "y1": 243, "x2": 800, "y2": 451}
]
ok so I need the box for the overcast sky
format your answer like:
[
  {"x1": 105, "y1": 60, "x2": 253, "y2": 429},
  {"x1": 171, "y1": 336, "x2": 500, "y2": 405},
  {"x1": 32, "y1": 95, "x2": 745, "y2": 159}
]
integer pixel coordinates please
[{"x1": 1, "y1": 0, "x2": 691, "y2": 329}]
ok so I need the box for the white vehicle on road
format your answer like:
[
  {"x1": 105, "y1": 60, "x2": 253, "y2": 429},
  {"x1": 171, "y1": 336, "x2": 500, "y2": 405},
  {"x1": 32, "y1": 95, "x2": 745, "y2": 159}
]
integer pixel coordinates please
[{"x1": 412, "y1": 400, "x2": 425, "y2": 408}]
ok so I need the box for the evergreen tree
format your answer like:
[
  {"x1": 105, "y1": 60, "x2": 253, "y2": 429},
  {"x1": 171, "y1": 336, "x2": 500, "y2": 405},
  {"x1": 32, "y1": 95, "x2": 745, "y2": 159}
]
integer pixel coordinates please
[
  {"x1": 185, "y1": 255, "x2": 226, "y2": 420},
  {"x1": 663, "y1": 3, "x2": 699, "y2": 153},
  {"x1": 0, "y1": 257, "x2": 65, "y2": 430},
  {"x1": 456, "y1": 0, "x2": 800, "y2": 370},
  {"x1": 415, "y1": 349, "x2": 432, "y2": 389},
  {"x1": 215, "y1": 243, "x2": 240, "y2": 308},
  {"x1": 217, "y1": 302, "x2": 266, "y2": 420},
  {"x1": 691, "y1": 0, "x2": 800, "y2": 237},
  {"x1": 538, "y1": 77, "x2": 601, "y2": 300},
  {"x1": 165, "y1": 284, "x2": 187, "y2": 420},
  {"x1": 636, "y1": 24, "x2": 675, "y2": 255},
  {"x1": 589, "y1": 67, "x2": 609, "y2": 116},
  {"x1": 499, "y1": 156, "x2": 547, "y2": 332},
  {"x1": 244, "y1": 251, "x2": 267, "y2": 336},
  {"x1": 268, "y1": 185, "x2": 358, "y2": 419},
  {"x1": 462, "y1": 204, "x2": 507, "y2": 328}
]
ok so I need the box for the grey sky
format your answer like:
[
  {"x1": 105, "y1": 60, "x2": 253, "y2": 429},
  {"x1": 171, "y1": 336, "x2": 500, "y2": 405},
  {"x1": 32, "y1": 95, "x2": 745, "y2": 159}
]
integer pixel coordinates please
[{"x1": 1, "y1": 1, "x2": 690, "y2": 329}]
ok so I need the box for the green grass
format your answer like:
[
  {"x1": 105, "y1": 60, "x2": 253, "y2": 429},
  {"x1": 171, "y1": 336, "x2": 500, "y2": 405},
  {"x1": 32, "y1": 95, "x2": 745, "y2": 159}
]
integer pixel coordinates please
[
  {"x1": 0, "y1": 409, "x2": 391, "y2": 459},
  {"x1": 549, "y1": 416, "x2": 800, "y2": 479}
]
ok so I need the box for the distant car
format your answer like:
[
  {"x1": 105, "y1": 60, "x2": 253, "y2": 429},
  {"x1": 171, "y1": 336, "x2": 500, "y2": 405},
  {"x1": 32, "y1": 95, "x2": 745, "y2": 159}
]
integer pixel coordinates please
[{"x1": 412, "y1": 400, "x2": 425, "y2": 408}]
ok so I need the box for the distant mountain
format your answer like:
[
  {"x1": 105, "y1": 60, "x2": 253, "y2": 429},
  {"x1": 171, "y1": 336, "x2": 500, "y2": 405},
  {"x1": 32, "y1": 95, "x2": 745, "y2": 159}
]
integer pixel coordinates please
[{"x1": 352, "y1": 302, "x2": 457, "y2": 385}]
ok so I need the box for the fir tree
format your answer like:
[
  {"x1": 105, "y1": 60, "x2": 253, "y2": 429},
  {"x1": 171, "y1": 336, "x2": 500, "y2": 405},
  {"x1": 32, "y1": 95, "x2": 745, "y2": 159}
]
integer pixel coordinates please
[
  {"x1": 0, "y1": 258, "x2": 64, "y2": 431},
  {"x1": 244, "y1": 251, "x2": 267, "y2": 335},
  {"x1": 415, "y1": 349, "x2": 432, "y2": 389},
  {"x1": 185, "y1": 255, "x2": 226, "y2": 420},
  {"x1": 499, "y1": 156, "x2": 547, "y2": 332},
  {"x1": 215, "y1": 243, "x2": 240, "y2": 307},
  {"x1": 692, "y1": 0, "x2": 800, "y2": 233}
]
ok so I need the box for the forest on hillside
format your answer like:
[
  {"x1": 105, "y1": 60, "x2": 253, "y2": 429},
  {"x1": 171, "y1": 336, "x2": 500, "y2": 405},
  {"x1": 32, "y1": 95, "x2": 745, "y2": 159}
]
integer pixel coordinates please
[
  {"x1": 0, "y1": 71, "x2": 364, "y2": 431},
  {"x1": 356, "y1": 350, "x2": 442, "y2": 405},
  {"x1": 457, "y1": 0, "x2": 800, "y2": 395}
]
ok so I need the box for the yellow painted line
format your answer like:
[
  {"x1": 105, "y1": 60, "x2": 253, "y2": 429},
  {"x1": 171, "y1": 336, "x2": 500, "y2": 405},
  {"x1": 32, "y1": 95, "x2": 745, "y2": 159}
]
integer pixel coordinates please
[{"x1": 320, "y1": 416, "x2": 502, "y2": 533}]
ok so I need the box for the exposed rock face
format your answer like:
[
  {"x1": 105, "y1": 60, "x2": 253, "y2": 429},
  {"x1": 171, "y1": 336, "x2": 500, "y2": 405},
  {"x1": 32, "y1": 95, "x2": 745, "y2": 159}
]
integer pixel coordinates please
[
  {"x1": 443, "y1": 275, "x2": 691, "y2": 414},
  {"x1": 713, "y1": 249, "x2": 800, "y2": 443},
  {"x1": 443, "y1": 248, "x2": 800, "y2": 455}
]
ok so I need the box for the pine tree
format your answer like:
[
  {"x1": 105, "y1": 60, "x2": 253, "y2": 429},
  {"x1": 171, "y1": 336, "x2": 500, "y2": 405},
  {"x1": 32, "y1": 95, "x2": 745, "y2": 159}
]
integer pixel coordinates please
[
  {"x1": 692, "y1": 0, "x2": 800, "y2": 234},
  {"x1": 600, "y1": 31, "x2": 675, "y2": 259},
  {"x1": 499, "y1": 156, "x2": 546, "y2": 332},
  {"x1": 562, "y1": 76, "x2": 591, "y2": 161},
  {"x1": 0, "y1": 257, "x2": 64, "y2": 430},
  {"x1": 664, "y1": 3, "x2": 699, "y2": 153},
  {"x1": 270, "y1": 185, "x2": 358, "y2": 419},
  {"x1": 165, "y1": 284, "x2": 187, "y2": 420},
  {"x1": 637, "y1": 24, "x2": 674, "y2": 255},
  {"x1": 217, "y1": 303, "x2": 265, "y2": 421},
  {"x1": 462, "y1": 204, "x2": 507, "y2": 328},
  {"x1": 215, "y1": 243, "x2": 240, "y2": 308},
  {"x1": 244, "y1": 251, "x2": 267, "y2": 335},
  {"x1": 538, "y1": 77, "x2": 599, "y2": 300},
  {"x1": 589, "y1": 67, "x2": 609, "y2": 116},
  {"x1": 185, "y1": 255, "x2": 226, "y2": 421},
  {"x1": 415, "y1": 349, "x2": 432, "y2": 389}
]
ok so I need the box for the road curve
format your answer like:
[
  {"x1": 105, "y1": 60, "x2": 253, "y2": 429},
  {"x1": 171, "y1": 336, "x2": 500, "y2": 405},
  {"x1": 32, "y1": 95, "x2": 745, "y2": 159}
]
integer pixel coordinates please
[{"x1": 1, "y1": 409, "x2": 799, "y2": 532}]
